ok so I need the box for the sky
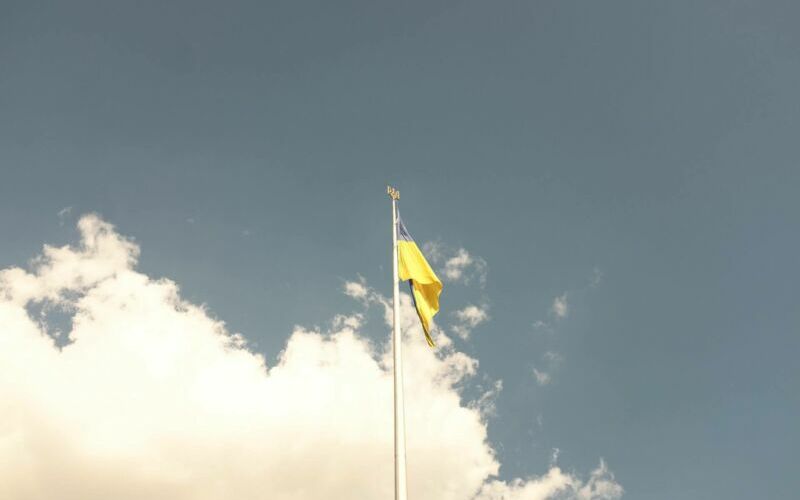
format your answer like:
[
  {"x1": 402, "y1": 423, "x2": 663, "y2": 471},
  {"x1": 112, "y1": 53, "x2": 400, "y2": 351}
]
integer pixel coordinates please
[{"x1": 1, "y1": 1, "x2": 798, "y2": 499}]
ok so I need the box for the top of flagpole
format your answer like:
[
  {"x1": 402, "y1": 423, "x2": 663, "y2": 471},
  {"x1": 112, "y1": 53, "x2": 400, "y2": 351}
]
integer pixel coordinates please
[{"x1": 387, "y1": 185, "x2": 400, "y2": 200}]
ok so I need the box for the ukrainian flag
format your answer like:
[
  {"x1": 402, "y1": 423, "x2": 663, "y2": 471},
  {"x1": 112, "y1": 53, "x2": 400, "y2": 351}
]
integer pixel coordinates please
[{"x1": 397, "y1": 213, "x2": 442, "y2": 347}]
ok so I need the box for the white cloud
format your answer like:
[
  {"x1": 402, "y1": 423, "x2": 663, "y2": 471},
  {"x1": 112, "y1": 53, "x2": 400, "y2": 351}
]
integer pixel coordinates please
[
  {"x1": 532, "y1": 320, "x2": 554, "y2": 335},
  {"x1": 444, "y1": 248, "x2": 471, "y2": 280},
  {"x1": 477, "y1": 461, "x2": 622, "y2": 500},
  {"x1": 576, "y1": 460, "x2": 624, "y2": 500},
  {"x1": 531, "y1": 318, "x2": 564, "y2": 386},
  {"x1": 0, "y1": 215, "x2": 621, "y2": 500},
  {"x1": 57, "y1": 206, "x2": 72, "y2": 226},
  {"x1": 549, "y1": 447, "x2": 561, "y2": 466},
  {"x1": 551, "y1": 293, "x2": 569, "y2": 319},
  {"x1": 452, "y1": 304, "x2": 489, "y2": 340},
  {"x1": 432, "y1": 247, "x2": 486, "y2": 286},
  {"x1": 532, "y1": 368, "x2": 552, "y2": 386},
  {"x1": 343, "y1": 277, "x2": 369, "y2": 301},
  {"x1": 469, "y1": 379, "x2": 503, "y2": 419},
  {"x1": 589, "y1": 267, "x2": 603, "y2": 288},
  {"x1": 543, "y1": 351, "x2": 564, "y2": 365},
  {"x1": 421, "y1": 240, "x2": 444, "y2": 264},
  {"x1": 420, "y1": 243, "x2": 487, "y2": 286},
  {"x1": 532, "y1": 352, "x2": 563, "y2": 386},
  {"x1": 331, "y1": 313, "x2": 363, "y2": 331}
]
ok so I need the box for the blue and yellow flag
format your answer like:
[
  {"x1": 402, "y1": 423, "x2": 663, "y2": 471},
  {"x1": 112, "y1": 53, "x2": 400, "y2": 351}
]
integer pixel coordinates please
[{"x1": 397, "y1": 213, "x2": 442, "y2": 347}]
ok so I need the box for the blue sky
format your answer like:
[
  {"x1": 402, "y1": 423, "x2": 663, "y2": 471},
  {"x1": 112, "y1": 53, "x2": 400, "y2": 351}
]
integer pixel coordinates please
[{"x1": 1, "y1": 1, "x2": 798, "y2": 498}]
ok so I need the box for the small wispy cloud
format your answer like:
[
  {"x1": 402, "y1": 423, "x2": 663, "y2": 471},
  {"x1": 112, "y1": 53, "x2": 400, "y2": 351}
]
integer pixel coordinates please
[
  {"x1": 421, "y1": 242, "x2": 487, "y2": 286},
  {"x1": 469, "y1": 379, "x2": 503, "y2": 418},
  {"x1": 530, "y1": 272, "x2": 600, "y2": 387},
  {"x1": 589, "y1": 267, "x2": 604, "y2": 288},
  {"x1": 331, "y1": 313, "x2": 363, "y2": 331},
  {"x1": 444, "y1": 248, "x2": 472, "y2": 281},
  {"x1": 543, "y1": 351, "x2": 564, "y2": 365},
  {"x1": 551, "y1": 293, "x2": 568, "y2": 319},
  {"x1": 343, "y1": 277, "x2": 369, "y2": 301},
  {"x1": 421, "y1": 240, "x2": 444, "y2": 264},
  {"x1": 444, "y1": 249, "x2": 487, "y2": 285},
  {"x1": 452, "y1": 304, "x2": 489, "y2": 340},
  {"x1": 533, "y1": 368, "x2": 552, "y2": 386},
  {"x1": 532, "y1": 320, "x2": 554, "y2": 335},
  {"x1": 540, "y1": 268, "x2": 603, "y2": 328},
  {"x1": 532, "y1": 351, "x2": 563, "y2": 386},
  {"x1": 341, "y1": 276, "x2": 391, "y2": 312},
  {"x1": 57, "y1": 206, "x2": 72, "y2": 226},
  {"x1": 549, "y1": 447, "x2": 561, "y2": 466}
]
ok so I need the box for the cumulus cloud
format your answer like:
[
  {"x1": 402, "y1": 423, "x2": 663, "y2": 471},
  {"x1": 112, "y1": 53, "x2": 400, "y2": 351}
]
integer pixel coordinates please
[
  {"x1": 0, "y1": 215, "x2": 621, "y2": 500},
  {"x1": 551, "y1": 293, "x2": 569, "y2": 319},
  {"x1": 452, "y1": 304, "x2": 489, "y2": 340},
  {"x1": 478, "y1": 460, "x2": 622, "y2": 500}
]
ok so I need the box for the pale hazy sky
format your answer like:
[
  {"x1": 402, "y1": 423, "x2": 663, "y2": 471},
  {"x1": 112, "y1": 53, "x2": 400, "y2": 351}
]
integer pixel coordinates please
[{"x1": 1, "y1": 2, "x2": 798, "y2": 499}]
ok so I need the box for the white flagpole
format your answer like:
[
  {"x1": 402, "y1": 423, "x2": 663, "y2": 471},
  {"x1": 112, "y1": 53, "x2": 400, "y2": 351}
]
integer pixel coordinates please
[{"x1": 388, "y1": 185, "x2": 408, "y2": 500}]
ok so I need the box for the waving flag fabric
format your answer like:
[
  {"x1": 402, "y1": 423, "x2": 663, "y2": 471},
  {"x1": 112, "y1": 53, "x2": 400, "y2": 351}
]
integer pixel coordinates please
[{"x1": 397, "y1": 213, "x2": 442, "y2": 347}]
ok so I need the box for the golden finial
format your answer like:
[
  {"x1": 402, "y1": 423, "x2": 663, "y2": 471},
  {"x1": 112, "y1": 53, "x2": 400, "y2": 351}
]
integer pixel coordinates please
[{"x1": 386, "y1": 185, "x2": 400, "y2": 200}]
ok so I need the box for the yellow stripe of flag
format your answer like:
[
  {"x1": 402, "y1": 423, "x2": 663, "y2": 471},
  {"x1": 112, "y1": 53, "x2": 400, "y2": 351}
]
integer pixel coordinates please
[{"x1": 397, "y1": 213, "x2": 442, "y2": 347}]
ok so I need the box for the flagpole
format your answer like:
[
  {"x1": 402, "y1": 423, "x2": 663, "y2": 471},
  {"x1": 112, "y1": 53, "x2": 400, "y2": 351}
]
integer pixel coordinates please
[{"x1": 388, "y1": 185, "x2": 408, "y2": 500}]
